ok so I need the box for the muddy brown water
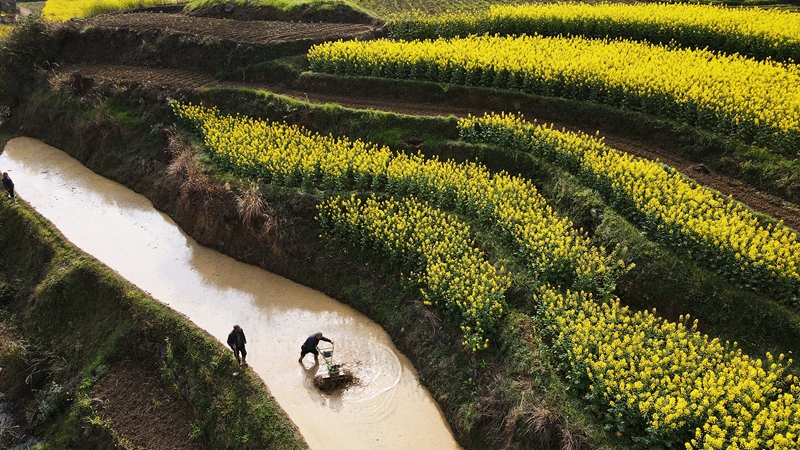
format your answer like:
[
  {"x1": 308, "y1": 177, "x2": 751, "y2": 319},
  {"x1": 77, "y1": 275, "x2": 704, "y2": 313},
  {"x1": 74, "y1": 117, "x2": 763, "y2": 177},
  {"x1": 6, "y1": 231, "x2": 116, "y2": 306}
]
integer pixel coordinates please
[{"x1": 0, "y1": 137, "x2": 460, "y2": 450}]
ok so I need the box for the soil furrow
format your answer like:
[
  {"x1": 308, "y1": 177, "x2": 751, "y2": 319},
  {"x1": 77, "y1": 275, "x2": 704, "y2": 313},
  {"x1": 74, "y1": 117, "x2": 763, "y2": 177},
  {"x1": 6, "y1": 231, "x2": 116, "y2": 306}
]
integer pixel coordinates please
[{"x1": 83, "y1": 13, "x2": 378, "y2": 44}]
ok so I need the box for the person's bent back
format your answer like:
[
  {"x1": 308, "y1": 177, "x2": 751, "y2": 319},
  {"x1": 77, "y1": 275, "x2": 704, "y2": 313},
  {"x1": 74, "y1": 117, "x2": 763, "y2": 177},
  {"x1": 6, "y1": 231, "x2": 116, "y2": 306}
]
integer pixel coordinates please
[{"x1": 298, "y1": 332, "x2": 333, "y2": 364}]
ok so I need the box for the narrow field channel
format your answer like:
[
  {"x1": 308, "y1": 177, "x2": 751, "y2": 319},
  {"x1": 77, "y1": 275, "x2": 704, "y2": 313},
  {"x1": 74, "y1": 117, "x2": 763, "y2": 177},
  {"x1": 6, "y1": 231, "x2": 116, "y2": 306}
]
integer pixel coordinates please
[{"x1": 0, "y1": 137, "x2": 460, "y2": 450}]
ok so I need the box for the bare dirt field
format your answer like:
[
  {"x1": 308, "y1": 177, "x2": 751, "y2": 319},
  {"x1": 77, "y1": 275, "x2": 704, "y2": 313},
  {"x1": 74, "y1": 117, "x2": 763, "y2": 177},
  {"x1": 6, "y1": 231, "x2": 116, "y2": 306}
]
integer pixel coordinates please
[
  {"x1": 83, "y1": 12, "x2": 381, "y2": 45},
  {"x1": 62, "y1": 64, "x2": 216, "y2": 89}
]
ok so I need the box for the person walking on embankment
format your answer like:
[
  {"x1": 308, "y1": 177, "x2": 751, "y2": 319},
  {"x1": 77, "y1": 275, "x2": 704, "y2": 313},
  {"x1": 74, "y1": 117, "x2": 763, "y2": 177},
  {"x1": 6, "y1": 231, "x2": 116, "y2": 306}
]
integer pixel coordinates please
[
  {"x1": 2, "y1": 172, "x2": 14, "y2": 202},
  {"x1": 227, "y1": 325, "x2": 247, "y2": 367},
  {"x1": 298, "y1": 332, "x2": 333, "y2": 364}
]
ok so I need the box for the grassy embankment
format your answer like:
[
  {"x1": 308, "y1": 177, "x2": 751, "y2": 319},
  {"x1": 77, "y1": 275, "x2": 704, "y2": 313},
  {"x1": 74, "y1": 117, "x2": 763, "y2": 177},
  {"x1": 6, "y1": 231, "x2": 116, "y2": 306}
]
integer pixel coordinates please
[
  {"x1": 0, "y1": 184, "x2": 307, "y2": 449},
  {"x1": 0, "y1": 21, "x2": 307, "y2": 449}
]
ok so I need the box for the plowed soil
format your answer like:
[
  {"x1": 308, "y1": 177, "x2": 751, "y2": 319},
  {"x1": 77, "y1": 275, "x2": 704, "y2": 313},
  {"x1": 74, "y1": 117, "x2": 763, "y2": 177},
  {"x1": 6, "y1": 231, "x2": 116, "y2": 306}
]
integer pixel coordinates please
[
  {"x1": 62, "y1": 64, "x2": 216, "y2": 89},
  {"x1": 83, "y1": 12, "x2": 380, "y2": 44}
]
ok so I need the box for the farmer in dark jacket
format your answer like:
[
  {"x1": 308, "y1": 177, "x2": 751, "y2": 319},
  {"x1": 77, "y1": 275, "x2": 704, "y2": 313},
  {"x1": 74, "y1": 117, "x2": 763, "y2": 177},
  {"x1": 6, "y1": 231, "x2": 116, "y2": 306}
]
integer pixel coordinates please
[
  {"x1": 298, "y1": 332, "x2": 333, "y2": 364},
  {"x1": 227, "y1": 325, "x2": 247, "y2": 366},
  {"x1": 2, "y1": 172, "x2": 14, "y2": 201}
]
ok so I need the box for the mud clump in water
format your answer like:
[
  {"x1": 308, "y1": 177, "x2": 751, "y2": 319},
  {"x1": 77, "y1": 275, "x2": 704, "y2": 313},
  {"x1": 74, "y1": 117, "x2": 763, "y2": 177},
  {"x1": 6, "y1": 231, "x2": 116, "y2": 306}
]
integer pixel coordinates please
[{"x1": 313, "y1": 370, "x2": 359, "y2": 394}]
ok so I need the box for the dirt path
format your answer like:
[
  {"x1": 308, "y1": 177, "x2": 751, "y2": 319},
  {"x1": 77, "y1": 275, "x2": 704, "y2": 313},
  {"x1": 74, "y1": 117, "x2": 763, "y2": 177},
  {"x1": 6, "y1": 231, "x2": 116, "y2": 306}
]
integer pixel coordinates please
[{"x1": 58, "y1": 63, "x2": 800, "y2": 231}]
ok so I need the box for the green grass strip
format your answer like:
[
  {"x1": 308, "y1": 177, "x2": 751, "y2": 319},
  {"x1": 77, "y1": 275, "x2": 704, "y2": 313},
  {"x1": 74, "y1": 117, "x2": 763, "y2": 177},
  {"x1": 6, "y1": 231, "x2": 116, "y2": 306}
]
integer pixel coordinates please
[{"x1": 0, "y1": 189, "x2": 306, "y2": 450}]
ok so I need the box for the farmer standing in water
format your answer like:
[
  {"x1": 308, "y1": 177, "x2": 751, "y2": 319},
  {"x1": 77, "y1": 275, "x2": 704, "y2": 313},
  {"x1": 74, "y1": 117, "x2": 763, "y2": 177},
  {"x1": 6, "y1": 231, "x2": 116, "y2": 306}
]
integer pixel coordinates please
[
  {"x1": 299, "y1": 332, "x2": 334, "y2": 364},
  {"x1": 227, "y1": 325, "x2": 247, "y2": 367}
]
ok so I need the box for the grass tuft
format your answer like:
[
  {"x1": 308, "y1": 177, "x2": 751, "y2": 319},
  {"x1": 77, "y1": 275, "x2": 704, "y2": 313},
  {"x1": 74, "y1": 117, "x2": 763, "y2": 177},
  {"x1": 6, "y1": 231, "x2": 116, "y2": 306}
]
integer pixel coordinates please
[
  {"x1": 518, "y1": 406, "x2": 559, "y2": 448},
  {"x1": 236, "y1": 186, "x2": 268, "y2": 231}
]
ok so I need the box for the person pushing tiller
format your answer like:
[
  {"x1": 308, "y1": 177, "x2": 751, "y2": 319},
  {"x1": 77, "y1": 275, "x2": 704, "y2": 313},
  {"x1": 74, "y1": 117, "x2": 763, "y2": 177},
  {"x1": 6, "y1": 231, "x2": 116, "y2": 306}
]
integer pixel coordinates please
[{"x1": 298, "y1": 332, "x2": 334, "y2": 364}]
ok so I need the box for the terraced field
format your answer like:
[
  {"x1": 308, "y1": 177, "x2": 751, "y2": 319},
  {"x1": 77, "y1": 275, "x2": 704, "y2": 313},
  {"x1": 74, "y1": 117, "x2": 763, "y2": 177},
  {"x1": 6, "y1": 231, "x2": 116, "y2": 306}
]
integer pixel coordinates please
[
  {"x1": 6, "y1": 3, "x2": 800, "y2": 449},
  {"x1": 58, "y1": 58, "x2": 800, "y2": 232}
]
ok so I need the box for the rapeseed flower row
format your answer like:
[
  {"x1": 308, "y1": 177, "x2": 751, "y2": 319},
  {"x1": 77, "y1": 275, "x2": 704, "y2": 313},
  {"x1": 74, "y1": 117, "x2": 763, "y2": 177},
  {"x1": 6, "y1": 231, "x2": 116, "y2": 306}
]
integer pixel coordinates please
[
  {"x1": 42, "y1": 0, "x2": 181, "y2": 21},
  {"x1": 308, "y1": 35, "x2": 800, "y2": 155},
  {"x1": 171, "y1": 101, "x2": 627, "y2": 308},
  {"x1": 318, "y1": 194, "x2": 508, "y2": 350},
  {"x1": 459, "y1": 112, "x2": 800, "y2": 303},
  {"x1": 387, "y1": 3, "x2": 800, "y2": 63},
  {"x1": 536, "y1": 287, "x2": 800, "y2": 449}
]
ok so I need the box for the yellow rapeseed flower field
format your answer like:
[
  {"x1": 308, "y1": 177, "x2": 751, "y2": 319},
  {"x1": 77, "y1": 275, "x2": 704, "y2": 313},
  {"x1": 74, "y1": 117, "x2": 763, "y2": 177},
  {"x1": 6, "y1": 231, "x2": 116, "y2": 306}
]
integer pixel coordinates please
[
  {"x1": 318, "y1": 194, "x2": 508, "y2": 351},
  {"x1": 537, "y1": 287, "x2": 800, "y2": 449},
  {"x1": 173, "y1": 102, "x2": 628, "y2": 298},
  {"x1": 387, "y1": 3, "x2": 800, "y2": 63},
  {"x1": 173, "y1": 103, "x2": 800, "y2": 445},
  {"x1": 459, "y1": 112, "x2": 800, "y2": 303},
  {"x1": 0, "y1": 25, "x2": 14, "y2": 40},
  {"x1": 308, "y1": 34, "x2": 800, "y2": 154},
  {"x1": 42, "y1": 0, "x2": 183, "y2": 21}
]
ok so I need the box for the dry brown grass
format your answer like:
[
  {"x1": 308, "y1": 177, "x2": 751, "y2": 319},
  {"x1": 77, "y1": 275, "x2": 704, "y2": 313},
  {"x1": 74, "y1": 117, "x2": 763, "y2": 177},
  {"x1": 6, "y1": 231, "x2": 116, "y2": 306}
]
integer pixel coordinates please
[
  {"x1": 560, "y1": 423, "x2": 591, "y2": 450},
  {"x1": 48, "y1": 71, "x2": 108, "y2": 110},
  {"x1": 503, "y1": 379, "x2": 564, "y2": 450},
  {"x1": 411, "y1": 298, "x2": 442, "y2": 331},
  {"x1": 166, "y1": 126, "x2": 289, "y2": 253},
  {"x1": 461, "y1": 371, "x2": 590, "y2": 450},
  {"x1": 235, "y1": 185, "x2": 282, "y2": 239},
  {"x1": 516, "y1": 406, "x2": 559, "y2": 449},
  {"x1": 166, "y1": 125, "x2": 229, "y2": 217},
  {"x1": 0, "y1": 321, "x2": 30, "y2": 399},
  {"x1": 165, "y1": 125, "x2": 199, "y2": 183},
  {"x1": 0, "y1": 416, "x2": 25, "y2": 448},
  {"x1": 236, "y1": 186, "x2": 267, "y2": 230}
]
